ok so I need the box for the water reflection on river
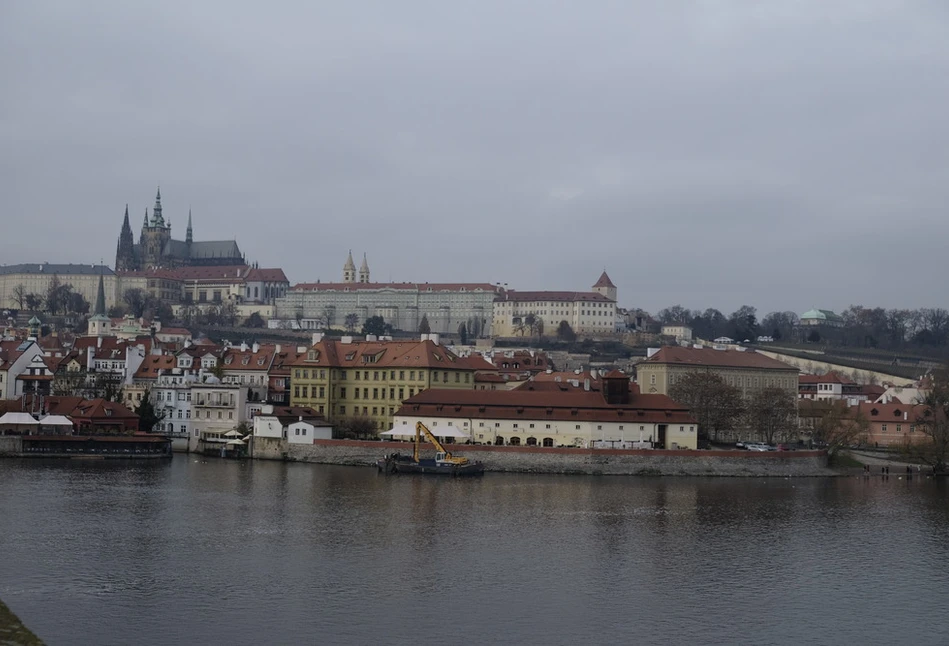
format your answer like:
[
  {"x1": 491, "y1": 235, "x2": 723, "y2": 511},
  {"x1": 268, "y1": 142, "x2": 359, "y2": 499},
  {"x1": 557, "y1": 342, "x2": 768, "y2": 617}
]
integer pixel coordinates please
[{"x1": 1, "y1": 458, "x2": 947, "y2": 645}]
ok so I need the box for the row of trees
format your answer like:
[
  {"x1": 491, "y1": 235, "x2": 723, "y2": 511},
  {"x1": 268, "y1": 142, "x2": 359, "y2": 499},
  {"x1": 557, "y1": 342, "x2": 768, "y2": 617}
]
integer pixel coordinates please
[
  {"x1": 654, "y1": 303, "x2": 949, "y2": 351},
  {"x1": 667, "y1": 372, "x2": 800, "y2": 445},
  {"x1": 11, "y1": 278, "x2": 90, "y2": 316}
]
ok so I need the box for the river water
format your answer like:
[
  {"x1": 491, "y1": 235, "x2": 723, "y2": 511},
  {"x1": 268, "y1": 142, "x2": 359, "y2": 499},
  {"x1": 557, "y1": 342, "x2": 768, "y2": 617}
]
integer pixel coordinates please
[{"x1": 1, "y1": 458, "x2": 947, "y2": 646}]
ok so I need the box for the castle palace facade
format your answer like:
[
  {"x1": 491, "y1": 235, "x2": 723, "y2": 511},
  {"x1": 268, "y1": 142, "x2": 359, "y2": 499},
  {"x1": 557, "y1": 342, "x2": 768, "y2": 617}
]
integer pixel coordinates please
[{"x1": 115, "y1": 188, "x2": 244, "y2": 272}]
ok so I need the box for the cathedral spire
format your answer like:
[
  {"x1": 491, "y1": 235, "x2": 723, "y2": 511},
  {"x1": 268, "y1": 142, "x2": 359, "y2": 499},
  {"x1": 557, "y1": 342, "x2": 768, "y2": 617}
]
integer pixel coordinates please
[
  {"x1": 151, "y1": 187, "x2": 165, "y2": 227},
  {"x1": 143, "y1": 208, "x2": 149, "y2": 227},
  {"x1": 186, "y1": 208, "x2": 193, "y2": 244}
]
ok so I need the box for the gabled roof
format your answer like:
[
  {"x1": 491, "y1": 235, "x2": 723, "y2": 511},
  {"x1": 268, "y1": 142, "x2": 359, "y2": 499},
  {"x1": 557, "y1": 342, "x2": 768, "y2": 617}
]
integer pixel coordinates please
[
  {"x1": 220, "y1": 346, "x2": 275, "y2": 371},
  {"x1": 72, "y1": 398, "x2": 139, "y2": 421},
  {"x1": 244, "y1": 267, "x2": 288, "y2": 283},
  {"x1": 643, "y1": 346, "x2": 798, "y2": 371},
  {"x1": 135, "y1": 355, "x2": 177, "y2": 379}
]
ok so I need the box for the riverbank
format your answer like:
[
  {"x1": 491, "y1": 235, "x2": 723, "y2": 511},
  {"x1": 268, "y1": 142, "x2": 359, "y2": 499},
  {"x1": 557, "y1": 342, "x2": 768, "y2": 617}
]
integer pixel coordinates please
[
  {"x1": 262, "y1": 439, "x2": 834, "y2": 476},
  {"x1": 0, "y1": 598, "x2": 43, "y2": 646}
]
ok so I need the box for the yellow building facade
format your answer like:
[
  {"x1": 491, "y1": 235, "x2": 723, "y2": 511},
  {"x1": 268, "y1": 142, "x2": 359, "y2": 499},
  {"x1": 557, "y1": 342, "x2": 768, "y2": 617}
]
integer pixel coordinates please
[{"x1": 289, "y1": 336, "x2": 478, "y2": 432}]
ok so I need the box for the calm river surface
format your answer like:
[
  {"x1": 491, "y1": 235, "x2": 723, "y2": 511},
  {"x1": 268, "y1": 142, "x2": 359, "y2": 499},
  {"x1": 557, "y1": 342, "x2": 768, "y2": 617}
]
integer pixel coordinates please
[{"x1": 1, "y1": 458, "x2": 948, "y2": 646}]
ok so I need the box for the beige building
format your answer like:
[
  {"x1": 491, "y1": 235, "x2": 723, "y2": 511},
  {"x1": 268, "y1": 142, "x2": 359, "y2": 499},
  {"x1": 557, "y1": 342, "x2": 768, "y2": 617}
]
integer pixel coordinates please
[
  {"x1": 392, "y1": 371, "x2": 698, "y2": 449},
  {"x1": 0, "y1": 264, "x2": 120, "y2": 311},
  {"x1": 661, "y1": 325, "x2": 693, "y2": 343},
  {"x1": 637, "y1": 346, "x2": 799, "y2": 399},
  {"x1": 492, "y1": 272, "x2": 618, "y2": 338},
  {"x1": 274, "y1": 255, "x2": 500, "y2": 335},
  {"x1": 189, "y1": 379, "x2": 248, "y2": 452}
]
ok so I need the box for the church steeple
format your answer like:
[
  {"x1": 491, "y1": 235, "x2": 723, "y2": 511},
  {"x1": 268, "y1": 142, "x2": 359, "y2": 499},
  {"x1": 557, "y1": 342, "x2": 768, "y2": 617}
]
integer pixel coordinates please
[
  {"x1": 88, "y1": 270, "x2": 112, "y2": 337},
  {"x1": 343, "y1": 250, "x2": 356, "y2": 283},
  {"x1": 93, "y1": 272, "x2": 106, "y2": 317},
  {"x1": 359, "y1": 253, "x2": 370, "y2": 283},
  {"x1": 186, "y1": 209, "x2": 193, "y2": 244}
]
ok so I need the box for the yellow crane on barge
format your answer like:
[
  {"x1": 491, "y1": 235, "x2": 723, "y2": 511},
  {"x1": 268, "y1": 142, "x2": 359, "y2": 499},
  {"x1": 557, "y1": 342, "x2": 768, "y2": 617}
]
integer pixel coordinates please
[{"x1": 377, "y1": 422, "x2": 484, "y2": 476}]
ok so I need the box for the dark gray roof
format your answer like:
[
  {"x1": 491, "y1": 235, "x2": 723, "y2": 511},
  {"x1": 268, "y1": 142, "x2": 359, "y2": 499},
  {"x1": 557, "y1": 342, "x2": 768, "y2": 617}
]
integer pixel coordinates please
[
  {"x1": 0, "y1": 263, "x2": 115, "y2": 276},
  {"x1": 189, "y1": 240, "x2": 242, "y2": 260},
  {"x1": 161, "y1": 239, "x2": 242, "y2": 261}
]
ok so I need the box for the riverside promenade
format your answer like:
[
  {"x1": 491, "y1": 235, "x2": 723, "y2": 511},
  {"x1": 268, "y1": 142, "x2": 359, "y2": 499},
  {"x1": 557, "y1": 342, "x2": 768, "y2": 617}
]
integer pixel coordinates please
[{"x1": 1, "y1": 598, "x2": 42, "y2": 645}]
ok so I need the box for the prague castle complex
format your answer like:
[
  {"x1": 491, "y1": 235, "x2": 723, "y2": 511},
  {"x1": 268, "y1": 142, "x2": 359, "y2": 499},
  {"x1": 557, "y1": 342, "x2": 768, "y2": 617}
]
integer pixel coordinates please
[{"x1": 115, "y1": 188, "x2": 244, "y2": 272}]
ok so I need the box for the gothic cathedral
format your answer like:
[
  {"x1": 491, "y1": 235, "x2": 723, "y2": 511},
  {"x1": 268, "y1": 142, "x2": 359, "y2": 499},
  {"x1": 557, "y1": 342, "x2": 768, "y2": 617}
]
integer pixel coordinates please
[{"x1": 115, "y1": 188, "x2": 245, "y2": 272}]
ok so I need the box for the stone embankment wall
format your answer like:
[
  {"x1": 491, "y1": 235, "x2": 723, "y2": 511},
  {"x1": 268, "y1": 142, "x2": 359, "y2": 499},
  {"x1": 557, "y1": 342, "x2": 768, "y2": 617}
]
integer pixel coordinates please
[
  {"x1": 283, "y1": 439, "x2": 832, "y2": 476},
  {"x1": 0, "y1": 437, "x2": 21, "y2": 456}
]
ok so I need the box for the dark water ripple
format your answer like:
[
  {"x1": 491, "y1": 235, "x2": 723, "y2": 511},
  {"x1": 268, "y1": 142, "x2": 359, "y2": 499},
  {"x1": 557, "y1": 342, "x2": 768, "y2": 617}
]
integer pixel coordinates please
[{"x1": 1, "y1": 459, "x2": 948, "y2": 646}]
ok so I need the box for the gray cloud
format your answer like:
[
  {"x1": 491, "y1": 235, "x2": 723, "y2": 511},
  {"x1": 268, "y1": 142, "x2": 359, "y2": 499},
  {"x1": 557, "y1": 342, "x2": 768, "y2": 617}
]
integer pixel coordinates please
[{"x1": 3, "y1": 1, "x2": 948, "y2": 316}]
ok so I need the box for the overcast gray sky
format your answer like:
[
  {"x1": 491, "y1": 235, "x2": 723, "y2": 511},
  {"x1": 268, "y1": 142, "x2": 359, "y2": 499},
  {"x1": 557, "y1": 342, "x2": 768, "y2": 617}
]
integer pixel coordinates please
[{"x1": 3, "y1": 1, "x2": 948, "y2": 316}]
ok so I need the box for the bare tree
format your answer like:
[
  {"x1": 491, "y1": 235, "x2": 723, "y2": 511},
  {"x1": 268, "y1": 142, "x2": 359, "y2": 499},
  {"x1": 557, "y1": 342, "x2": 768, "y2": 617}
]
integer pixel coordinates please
[
  {"x1": 557, "y1": 320, "x2": 577, "y2": 342},
  {"x1": 11, "y1": 284, "x2": 26, "y2": 309},
  {"x1": 345, "y1": 313, "x2": 360, "y2": 333},
  {"x1": 336, "y1": 415, "x2": 376, "y2": 440},
  {"x1": 745, "y1": 386, "x2": 798, "y2": 444},
  {"x1": 669, "y1": 371, "x2": 744, "y2": 442},
  {"x1": 903, "y1": 367, "x2": 949, "y2": 473},
  {"x1": 812, "y1": 401, "x2": 870, "y2": 456}
]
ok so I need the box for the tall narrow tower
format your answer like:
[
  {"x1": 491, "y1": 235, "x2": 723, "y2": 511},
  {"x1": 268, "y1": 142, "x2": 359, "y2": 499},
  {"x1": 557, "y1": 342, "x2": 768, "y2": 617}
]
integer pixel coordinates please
[
  {"x1": 140, "y1": 187, "x2": 172, "y2": 269},
  {"x1": 186, "y1": 209, "x2": 193, "y2": 245},
  {"x1": 358, "y1": 253, "x2": 370, "y2": 283},
  {"x1": 88, "y1": 271, "x2": 112, "y2": 337},
  {"x1": 115, "y1": 204, "x2": 138, "y2": 272},
  {"x1": 592, "y1": 271, "x2": 617, "y2": 302},
  {"x1": 343, "y1": 251, "x2": 356, "y2": 283}
]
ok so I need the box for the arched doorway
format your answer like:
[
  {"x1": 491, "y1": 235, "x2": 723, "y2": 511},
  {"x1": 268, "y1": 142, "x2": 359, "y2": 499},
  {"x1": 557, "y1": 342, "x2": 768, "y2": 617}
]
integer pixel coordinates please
[
  {"x1": 495, "y1": 436, "x2": 504, "y2": 446},
  {"x1": 526, "y1": 437, "x2": 537, "y2": 446},
  {"x1": 542, "y1": 437, "x2": 554, "y2": 447},
  {"x1": 509, "y1": 437, "x2": 521, "y2": 446}
]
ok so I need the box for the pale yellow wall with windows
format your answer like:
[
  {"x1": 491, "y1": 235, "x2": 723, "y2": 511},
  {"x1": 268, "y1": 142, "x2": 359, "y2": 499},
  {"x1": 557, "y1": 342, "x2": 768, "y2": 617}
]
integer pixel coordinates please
[{"x1": 290, "y1": 366, "x2": 475, "y2": 432}]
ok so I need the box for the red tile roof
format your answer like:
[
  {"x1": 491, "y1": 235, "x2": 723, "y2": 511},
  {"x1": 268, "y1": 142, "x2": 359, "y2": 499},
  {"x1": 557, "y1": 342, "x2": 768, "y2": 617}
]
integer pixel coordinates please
[
  {"x1": 290, "y1": 339, "x2": 476, "y2": 371},
  {"x1": 592, "y1": 271, "x2": 615, "y2": 288},
  {"x1": 220, "y1": 346, "x2": 275, "y2": 371},
  {"x1": 135, "y1": 355, "x2": 177, "y2": 379},
  {"x1": 499, "y1": 290, "x2": 613, "y2": 303},
  {"x1": 397, "y1": 388, "x2": 695, "y2": 425},
  {"x1": 291, "y1": 282, "x2": 499, "y2": 293},
  {"x1": 244, "y1": 267, "x2": 288, "y2": 283},
  {"x1": 799, "y1": 371, "x2": 856, "y2": 385},
  {"x1": 643, "y1": 346, "x2": 798, "y2": 371}
]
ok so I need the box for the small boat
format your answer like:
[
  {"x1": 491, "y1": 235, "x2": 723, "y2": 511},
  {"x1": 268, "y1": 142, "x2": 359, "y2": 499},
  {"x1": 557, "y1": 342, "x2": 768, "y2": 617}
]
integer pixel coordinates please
[{"x1": 377, "y1": 422, "x2": 484, "y2": 477}]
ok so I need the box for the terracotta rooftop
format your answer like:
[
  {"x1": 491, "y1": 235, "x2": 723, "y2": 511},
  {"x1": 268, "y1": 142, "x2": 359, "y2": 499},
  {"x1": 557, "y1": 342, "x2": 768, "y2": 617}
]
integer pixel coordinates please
[
  {"x1": 290, "y1": 339, "x2": 478, "y2": 371},
  {"x1": 499, "y1": 290, "x2": 614, "y2": 303},
  {"x1": 643, "y1": 346, "x2": 798, "y2": 371},
  {"x1": 135, "y1": 355, "x2": 177, "y2": 379},
  {"x1": 291, "y1": 281, "x2": 500, "y2": 293},
  {"x1": 397, "y1": 387, "x2": 695, "y2": 425},
  {"x1": 592, "y1": 271, "x2": 616, "y2": 288}
]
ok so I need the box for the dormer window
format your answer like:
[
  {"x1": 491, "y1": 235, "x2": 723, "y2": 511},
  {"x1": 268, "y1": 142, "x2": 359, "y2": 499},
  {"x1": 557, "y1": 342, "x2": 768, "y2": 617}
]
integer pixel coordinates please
[
  {"x1": 242, "y1": 357, "x2": 250, "y2": 366},
  {"x1": 893, "y1": 409, "x2": 901, "y2": 417},
  {"x1": 307, "y1": 350, "x2": 316, "y2": 361},
  {"x1": 870, "y1": 408, "x2": 879, "y2": 416},
  {"x1": 225, "y1": 356, "x2": 233, "y2": 365}
]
